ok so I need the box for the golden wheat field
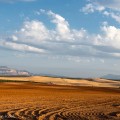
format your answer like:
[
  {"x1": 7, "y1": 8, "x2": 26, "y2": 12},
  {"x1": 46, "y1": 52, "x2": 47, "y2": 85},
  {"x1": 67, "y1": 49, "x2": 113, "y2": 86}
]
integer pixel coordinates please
[{"x1": 0, "y1": 79, "x2": 119, "y2": 120}]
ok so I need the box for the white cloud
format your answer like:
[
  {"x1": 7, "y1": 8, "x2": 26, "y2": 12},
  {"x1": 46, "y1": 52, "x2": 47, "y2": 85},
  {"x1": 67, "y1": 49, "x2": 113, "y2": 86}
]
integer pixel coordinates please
[
  {"x1": 14, "y1": 19, "x2": 120, "y2": 58},
  {"x1": 12, "y1": 35, "x2": 18, "y2": 41},
  {"x1": 14, "y1": 10, "x2": 87, "y2": 45},
  {"x1": 103, "y1": 11, "x2": 120, "y2": 23},
  {"x1": 81, "y1": 3, "x2": 105, "y2": 13},
  {"x1": 1, "y1": 10, "x2": 120, "y2": 59},
  {"x1": 111, "y1": 53, "x2": 120, "y2": 57},
  {"x1": 95, "y1": 0, "x2": 120, "y2": 11},
  {"x1": 82, "y1": 0, "x2": 120, "y2": 24},
  {"x1": 83, "y1": 0, "x2": 120, "y2": 12},
  {"x1": 100, "y1": 24, "x2": 120, "y2": 49},
  {"x1": 47, "y1": 10, "x2": 73, "y2": 40},
  {"x1": 16, "y1": 20, "x2": 51, "y2": 44},
  {"x1": 0, "y1": 40, "x2": 45, "y2": 53}
]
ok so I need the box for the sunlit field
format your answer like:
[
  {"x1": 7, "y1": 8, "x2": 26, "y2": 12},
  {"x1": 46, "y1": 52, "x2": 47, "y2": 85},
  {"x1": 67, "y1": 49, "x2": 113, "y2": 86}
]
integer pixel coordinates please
[{"x1": 0, "y1": 77, "x2": 119, "y2": 120}]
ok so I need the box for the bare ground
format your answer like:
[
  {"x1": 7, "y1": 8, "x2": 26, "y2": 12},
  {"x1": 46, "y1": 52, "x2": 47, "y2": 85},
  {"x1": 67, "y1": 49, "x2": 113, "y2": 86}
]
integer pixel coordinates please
[{"x1": 0, "y1": 82, "x2": 119, "y2": 120}]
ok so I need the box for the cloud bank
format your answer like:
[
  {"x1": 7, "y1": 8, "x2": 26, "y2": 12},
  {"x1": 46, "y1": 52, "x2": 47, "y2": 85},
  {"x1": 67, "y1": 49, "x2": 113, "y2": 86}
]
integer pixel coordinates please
[{"x1": 1, "y1": 9, "x2": 120, "y2": 59}]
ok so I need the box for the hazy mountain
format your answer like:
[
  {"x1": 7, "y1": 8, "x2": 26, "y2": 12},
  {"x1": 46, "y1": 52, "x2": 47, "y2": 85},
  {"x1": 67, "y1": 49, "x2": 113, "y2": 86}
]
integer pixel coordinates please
[
  {"x1": 0, "y1": 66, "x2": 31, "y2": 76},
  {"x1": 101, "y1": 74, "x2": 120, "y2": 80}
]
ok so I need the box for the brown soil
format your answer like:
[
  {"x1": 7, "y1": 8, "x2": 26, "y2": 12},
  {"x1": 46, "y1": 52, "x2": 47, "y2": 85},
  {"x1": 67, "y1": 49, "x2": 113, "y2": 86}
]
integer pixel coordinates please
[{"x1": 0, "y1": 82, "x2": 119, "y2": 120}]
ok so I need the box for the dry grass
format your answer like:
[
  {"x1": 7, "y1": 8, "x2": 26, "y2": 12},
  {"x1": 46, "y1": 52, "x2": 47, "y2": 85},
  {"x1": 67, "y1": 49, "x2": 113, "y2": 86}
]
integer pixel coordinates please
[
  {"x1": 0, "y1": 76, "x2": 120, "y2": 88},
  {"x1": 0, "y1": 82, "x2": 119, "y2": 120}
]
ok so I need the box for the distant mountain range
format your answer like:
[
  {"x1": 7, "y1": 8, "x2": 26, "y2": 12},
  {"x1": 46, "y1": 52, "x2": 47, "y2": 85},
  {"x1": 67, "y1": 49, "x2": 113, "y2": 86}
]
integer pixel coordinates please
[
  {"x1": 0, "y1": 66, "x2": 31, "y2": 76},
  {"x1": 101, "y1": 74, "x2": 120, "y2": 80},
  {"x1": 0, "y1": 66, "x2": 120, "y2": 80}
]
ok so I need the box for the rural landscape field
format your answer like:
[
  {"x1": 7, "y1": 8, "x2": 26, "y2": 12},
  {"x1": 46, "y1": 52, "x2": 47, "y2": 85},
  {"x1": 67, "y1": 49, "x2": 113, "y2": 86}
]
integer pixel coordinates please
[
  {"x1": 1, "y1": 0, "x2": 120, "y2": 120},
  {"x1": 0, "y1": 76, "x2": 119, "y2": 120}
]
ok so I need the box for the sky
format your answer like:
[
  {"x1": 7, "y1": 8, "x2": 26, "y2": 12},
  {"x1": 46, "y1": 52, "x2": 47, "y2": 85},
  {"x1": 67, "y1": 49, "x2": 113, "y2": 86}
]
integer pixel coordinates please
[{"x1": 0, "y1": 0, "x2": 120, "y2": 78}]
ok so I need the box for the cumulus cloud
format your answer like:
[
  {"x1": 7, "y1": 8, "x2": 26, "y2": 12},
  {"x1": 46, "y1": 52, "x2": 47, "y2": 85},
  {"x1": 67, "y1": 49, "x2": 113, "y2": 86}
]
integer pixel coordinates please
[
  {"x1": 46, "y1": 10, "x2": 74, "y2": 41},
  {"x1": 1, "y1": 10, "x2": 120, "y2": 59},
  {"x1": 16, "y1": 20, "x2": 51, "y2": 43},
  {"x1": 103, "y1": 11, "x2": 120, "y2": 23},
  {"x1": 100, "y1": 24, "x2": 120, "y2": 49},
  {"x1": 81, "y1": 3, "x2": 105, "y2": 13},
  {"x1": 14, "y1": 10, "x2": 87, "y2": 44},
  {"x1": 95, "y1": 0, "x2": 120, "y2": 11},
  {"x1": 0, "y1": 10, "x2": 87, "y2": 55},
  {"x1": 83, "y1": 0, "x2": 120, "y2": 11},
  {"x1": 82, "y1": 0, "x2": 120, "y2": 24}
]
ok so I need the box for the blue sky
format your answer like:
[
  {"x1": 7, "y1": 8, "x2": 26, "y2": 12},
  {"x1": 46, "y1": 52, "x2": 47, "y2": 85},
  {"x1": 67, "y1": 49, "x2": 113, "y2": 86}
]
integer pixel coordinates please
[{"x1": 0, "y1": 0, "x2": 120, "y2": 77}]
